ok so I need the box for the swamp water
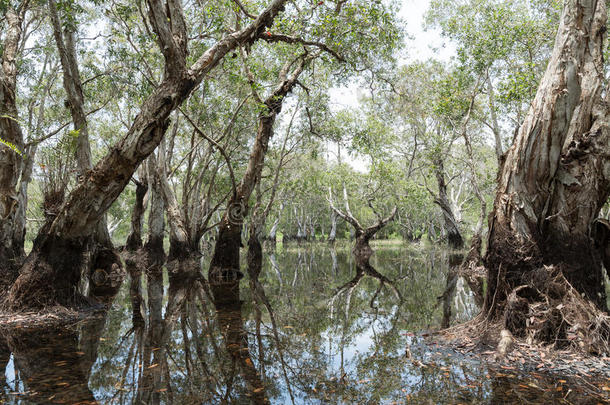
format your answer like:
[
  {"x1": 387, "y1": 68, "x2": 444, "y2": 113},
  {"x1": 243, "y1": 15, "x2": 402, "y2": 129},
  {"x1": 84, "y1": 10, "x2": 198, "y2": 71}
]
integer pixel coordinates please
[{"x1": 0, "y1": 243, "x2": 607, "y2": 404}]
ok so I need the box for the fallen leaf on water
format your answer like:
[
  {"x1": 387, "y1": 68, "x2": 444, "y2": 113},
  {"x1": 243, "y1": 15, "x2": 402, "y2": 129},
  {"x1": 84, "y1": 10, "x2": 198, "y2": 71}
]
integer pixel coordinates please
[{"x1": 253, "y1": 388, "x2": 264, "y2": 393}]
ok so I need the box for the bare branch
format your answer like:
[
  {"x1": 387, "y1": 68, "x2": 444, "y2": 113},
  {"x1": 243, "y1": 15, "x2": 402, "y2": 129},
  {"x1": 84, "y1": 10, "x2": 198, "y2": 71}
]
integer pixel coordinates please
[
  {"x1": 327, "y1": 186, "x2": 361, "y2": 231},
  {"x1": 179, "y1": 108, "x2": 238, "y2": 197},
  {"x1": 232, "y1": 0, "x2": 258, "y2": 19},
  {"x1": 260, "y1": 33, "x2": 345, "y2": 62}
]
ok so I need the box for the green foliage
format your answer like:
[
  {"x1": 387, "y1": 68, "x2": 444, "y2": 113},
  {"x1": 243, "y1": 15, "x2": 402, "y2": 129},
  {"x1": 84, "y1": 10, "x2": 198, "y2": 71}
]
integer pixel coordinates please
[{"x1": 426, "y1": 0, "x2": 556, "y2": 120}]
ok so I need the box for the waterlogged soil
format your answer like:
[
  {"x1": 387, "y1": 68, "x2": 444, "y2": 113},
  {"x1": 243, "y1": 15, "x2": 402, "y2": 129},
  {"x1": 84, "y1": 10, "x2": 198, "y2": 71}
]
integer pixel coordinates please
[{"x1": 0, "y1": 242, "x2": 607, "y2": 404}]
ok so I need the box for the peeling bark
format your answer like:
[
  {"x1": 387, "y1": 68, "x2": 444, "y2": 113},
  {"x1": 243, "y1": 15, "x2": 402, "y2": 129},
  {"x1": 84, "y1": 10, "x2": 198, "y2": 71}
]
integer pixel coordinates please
[
  {"x1": 484, "y1": 0, "x2": 609, "y2": 326},
  {"x1": 49, "y1": 0, "x2": 119, "y2": 295},
  {"x1": 6, "y1": 0, "x2": 289, "y2": 309},
  {"x1": 328, "y1": 210, "x2": 338, "y2": 243},
  {"x1": 0, "y1": 5, "x2": 26, "y2": 280},
  {"x1": 433, "y1": 159, "x2": 464, "y2": 250}
]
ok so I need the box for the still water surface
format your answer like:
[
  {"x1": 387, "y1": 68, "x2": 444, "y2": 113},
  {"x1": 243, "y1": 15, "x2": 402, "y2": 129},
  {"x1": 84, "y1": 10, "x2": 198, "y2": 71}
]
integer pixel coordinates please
[{"x1": 0, "y1": 243, "x2": 606, "y2": 404}]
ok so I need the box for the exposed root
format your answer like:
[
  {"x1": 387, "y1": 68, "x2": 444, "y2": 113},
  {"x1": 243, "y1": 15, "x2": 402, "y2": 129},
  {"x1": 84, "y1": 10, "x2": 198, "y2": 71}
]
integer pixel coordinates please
[
  {"x1": 440, "y1": 265, "x2": 610, "y2": 357},
  {"x1": 517, "y1": 266, "x2": 610, "y2": 355}
]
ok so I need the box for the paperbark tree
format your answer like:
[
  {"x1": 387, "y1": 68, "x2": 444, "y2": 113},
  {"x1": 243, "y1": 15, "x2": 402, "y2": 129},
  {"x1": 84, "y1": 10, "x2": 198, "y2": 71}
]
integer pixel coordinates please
[
  {"x1": 48, "y1": 0, "x2": 120, "y2": 293},
  {"x1": 124, "y1": 167, "x2": 148, "y2": 325},
  {"x1": 0, "y1": 4, "x2": 27, "y2": 279},
  {"x1": 6, "y1": 0, "x2": 289, "y2": 309},
  {"x1": 483, "y1": 0, "x2": 610, "y2": 348},
  {"x1": 432, "y1": 158, "x2": 464, "y2": 250},
  {"x1": 208, "y1": 54, "x2": 310, "y2": 305},
  {"x1": 328, "y1": 186, "x2": 402, "y2": 303}
]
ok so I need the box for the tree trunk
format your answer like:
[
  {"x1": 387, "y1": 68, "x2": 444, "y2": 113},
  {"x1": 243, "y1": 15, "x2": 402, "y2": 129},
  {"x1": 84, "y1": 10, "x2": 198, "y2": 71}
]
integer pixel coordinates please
[
  {"x1": 329, "y1": 188, "x2": 401, "y2": 302},
  {"x1": 433, "y1": 159, "x2": 464, "y2": 250},
  {"x1": 0, "y1": 6, "x2": 26, "y2": 281},
  {"x1": 12, "y1": 144, "x2": 36, "y2": 259},
  {"x1": 483, "y1": 0, "x2": 609, "y2": 344},
  {"x1": 486, "y1": 72, "x2": 504, "y2": 163},
  {"x1": 328, "y1": 210, "x2": 338, "y2": 243},
  {"x1": 268, "y1": 215, "x2": 280, "y2": 244},
  {"x1": 6, "y1": 0, "x2": 289, "y2": 309},
  {"x1": 49, "y1": 0, "x2": 115, "y2": 255},
  {"x1": 155, "y1": 139, "x2": 201, "y2": 277},
  {"x1": 144, "y1": 155, "x2": 166, "y2": 278},
  {"x1": 208, "y1": 56, "x2": 308, "y2": 303},
  {"x1": 124, "y1": 169, "x2": 148, "y2": 326}
]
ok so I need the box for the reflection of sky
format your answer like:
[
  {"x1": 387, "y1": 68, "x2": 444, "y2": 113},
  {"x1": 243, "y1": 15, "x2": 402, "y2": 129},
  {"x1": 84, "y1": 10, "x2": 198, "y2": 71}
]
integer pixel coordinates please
[{"x1": 2, "y1": 246, "x2": 598, "y2": 404}]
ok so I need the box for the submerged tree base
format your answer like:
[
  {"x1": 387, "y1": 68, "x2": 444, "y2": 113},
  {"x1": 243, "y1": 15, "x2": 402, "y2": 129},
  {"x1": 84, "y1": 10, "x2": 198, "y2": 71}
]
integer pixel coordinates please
[
  {"x1": 439, "y1": 265, "x2": 610, "y2": 358},
  {"x1": 3, "y1": 233, "x2": 124, "y2": 311}
]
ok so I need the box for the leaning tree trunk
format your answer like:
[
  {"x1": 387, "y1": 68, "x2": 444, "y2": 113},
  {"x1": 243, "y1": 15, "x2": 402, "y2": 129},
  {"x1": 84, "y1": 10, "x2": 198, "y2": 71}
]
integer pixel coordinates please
[
  {"x1": 0, "y1": 6, "x2": 26, "y2": 281},
  {"x1": 484, "y1": 0, "x2": 610, "y2": 346},
  {"x1": 209, "y1": 56, "x2": 308, "y2": 305},
  {"x1": 5, "y1": 0, "x2": 289, "y2": 310}
]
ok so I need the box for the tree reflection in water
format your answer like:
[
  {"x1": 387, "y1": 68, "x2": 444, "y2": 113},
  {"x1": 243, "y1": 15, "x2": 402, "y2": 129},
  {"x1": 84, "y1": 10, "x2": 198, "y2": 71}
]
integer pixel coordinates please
[{"x1": 0, "y1": 245, "x2": 605, "y2": 404}]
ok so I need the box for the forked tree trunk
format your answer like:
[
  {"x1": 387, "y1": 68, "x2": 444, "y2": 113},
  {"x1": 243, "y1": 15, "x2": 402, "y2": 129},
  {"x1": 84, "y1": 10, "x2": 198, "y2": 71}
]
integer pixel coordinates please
[
  {"x1": 484, "y1": 0, "x2": 609, "y2": 326},
  {"x1": 328, "y1": 187, "x2": 402, "y2": 302},
  {"x1": 5, "y1": 0, "x2": 289, "y2": 309}
]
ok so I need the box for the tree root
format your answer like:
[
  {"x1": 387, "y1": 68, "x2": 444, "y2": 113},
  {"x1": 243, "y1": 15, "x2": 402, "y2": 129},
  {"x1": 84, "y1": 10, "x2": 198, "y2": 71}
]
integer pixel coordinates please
[
  {"x1": 444, "y1": 265, "x2": 610, "y2": 357},
  {"x1": 510, "y1": 265, "x2": 610, "y2": 355}
]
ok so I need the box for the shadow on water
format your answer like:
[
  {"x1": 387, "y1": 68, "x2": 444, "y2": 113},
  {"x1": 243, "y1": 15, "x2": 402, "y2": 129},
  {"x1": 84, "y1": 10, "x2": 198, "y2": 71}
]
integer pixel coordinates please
[{"x1": 0, "y1": 242, "x2": 606, "y2": 404}]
